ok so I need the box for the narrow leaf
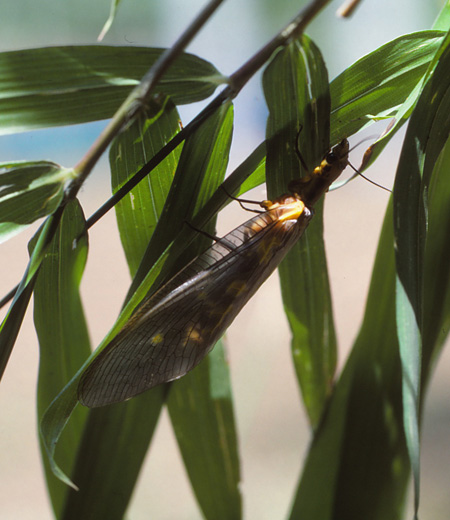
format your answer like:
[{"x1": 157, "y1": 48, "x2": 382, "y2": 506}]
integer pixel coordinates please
[
  {"x1": 57, "y1": 97, "x2": 183, "y2": 519},
  {"x1": 263, "y1": 35, "x2": 336, "y2": 427},
  {"x1": 48, "y1": 102, "x2": 241, "y2": 519},
  {"x1": 40, "y1": 236, "x2": 173, "y2": 487},
  {"x1": 393, "y1": 32, "x2": 450, "y2": 516},
  {"x1": 0, "y1": 207, "x2": 64, "y2": 380},
  {"x1": 289, "y1": 201, "x2": 410, "y2": 520},
  {"x1": 32, "y1": 199, "x2": 90, "y2": 517},
  {"x1": 330, "y1": 30, "x2": 444, "y2": 143},
  {"x1": 0, "y1": 161, "x2": 72, "y2": 242},
  {"x1": 110, "y1": 96, "x2": 182, "y2": 276},
  {"x1": 168, "y1": 341, "x2": 241, "y2": 519},
  {"x1": 0, "y1": 46, "x2": 225, "y2": 134}
]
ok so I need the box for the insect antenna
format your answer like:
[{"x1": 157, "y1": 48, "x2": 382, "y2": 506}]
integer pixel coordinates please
[{"x1": 347, "y1": 160, "x2": 392, "y2": 193}]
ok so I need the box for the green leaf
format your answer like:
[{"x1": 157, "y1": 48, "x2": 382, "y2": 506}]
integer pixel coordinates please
[
  {"x1": 0, "y1": 46, "x2": 225, "y2": 134},
  {"x1": 422, "y1": 139, "x2": 450, "y2": 369},
  {"x1": 393, "y1": 31, "x2": 450, "y2": 516},
  {"x1": 263, "y1": 35, "x2": 336, "y2": 427},
  {"x1": 40, "y1": 235, "x2": 173, "y2": 489},
  {"x1": 42, "y1": 102, "x2": 241, "y2": 518},
  {"x1": 56, "y1": 97, "x2": 183, "y2": 519},
  {"x1": 234, "y1": 142, "x2": 266, "y2": 197},
  {"x1": 156, "y1": 103, "x2": 242, "y2": 519},
  {"x1": 167, "y1": 341, "x2": 241, "y2": 519},
  {"x1": 0, "y1": 161, "x2": 72, "y2": 242},
  {"x1": 289, "y1": 201, "x2": 410, "y2": 520},
  {"x1": 60, "y1": 388, "x2": 167, "y2": 520},
  {"x1": 31, "y1": 199, "x2": 90, "y2": 517},
  {"x1": 128, "y1": 101, "x2": 234, "y2": 295},
  {"x1": 288, "y1": 31, "x2": 450, "y2": 520},
  {"x1": 330, "y1": 30, "x2": 444, "y2": 144},
  {"x1": 110, "y1": 95, "x2": 182, "y2": 276},
  {"x1": 0, "y1": 207, "x2": 64, "y2": 381}
]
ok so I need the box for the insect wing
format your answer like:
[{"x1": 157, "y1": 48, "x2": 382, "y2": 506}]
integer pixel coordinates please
[{"x1": 78, "y1": 201, "x2": 312, "y2": 407}]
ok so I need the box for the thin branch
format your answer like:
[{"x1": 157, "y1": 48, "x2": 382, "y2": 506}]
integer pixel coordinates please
[{"x1": 337, "y1": 0, "x2": 364, "y2": 18}]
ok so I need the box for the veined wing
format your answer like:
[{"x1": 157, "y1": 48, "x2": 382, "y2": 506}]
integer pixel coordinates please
[{"x1": 78, "y1": 199, "x2": 312, "y2": 407}]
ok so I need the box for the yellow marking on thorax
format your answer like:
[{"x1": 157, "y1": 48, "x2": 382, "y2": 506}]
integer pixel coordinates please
[{"x1": 277, "y1": 200, "x2": 305, "y2": 221}]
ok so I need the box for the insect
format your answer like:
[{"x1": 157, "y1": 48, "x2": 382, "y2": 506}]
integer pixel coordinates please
[{"x1": 78, "y1": 139, "x2": 350, "y2": 407}]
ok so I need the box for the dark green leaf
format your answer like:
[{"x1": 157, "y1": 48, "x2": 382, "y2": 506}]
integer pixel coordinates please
[
  {"x1": 422, "y1": 139, "x2": 450, "y2": 370},
  {"x1": 128, "y1": 101, "x2": 234, "y2": 295},
  {"x1": 0, "y1": 46, "x2": 225, "y2": 134},
  {"x1": 40, "y1": 238, "x2": 173, "y2": 488},
  {"x1": 42, "y1": 102, "x2": 241, "y2": 519},
  {"x1": 60, "y1": 388, "x2": 167, "y2": 520},
  {"x1": 56, "y1": 97, "x2": 183, "y2": 519},
  {"x1": 157, "y1": 104, "x2": 242, "y2": 519},
  {"x1": 263, "y1": 35, "x2": 336, "y2": 427}
]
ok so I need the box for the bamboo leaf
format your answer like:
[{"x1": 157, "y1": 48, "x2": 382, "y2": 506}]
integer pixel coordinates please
[
  {"x1": 167, "y1": 341, "x2": 241, "y2": 520},
  {"x1": 110, "y1": 95, "x2": 182, "y2": 275},
  {"x1": 0, "y1": 207, "x2": 64, "y2": 380},
  {"x1": 32, "y1": 199, "x2": 90, "y2": 517},
  {"x1": 289, "y1": 201, "x2": 410, "y2": 520},
  {"x1": 0, "y1": 46, "x2": 225, "y2": 134},
  {"x1": 40, "y1": 236, "x2": 173, "y2": 489},
  {"x1": 42, "y1": 102, "x2": 241, "y2": 519},
  {"x1": 330, "y1": 30, "x2": 445, "y2": 143},
  {"x1": 0, "y1": 161, "x2": 72, "y2": 242},
  {"x1": 58, "y1": 97, "x2": 183, "y2": 519},
  {"x1": 288, "y1": 29, "x2": 450, "y2": 520},
  {"x1": 393, "y1": 31, "x2": 450, "y2": 517},
  {"x1": 160, "y1": 103, "x2": 242, "y2": 519},
  {"x1": 263, "y1": 35, "x2": 336, "y2": 427}
]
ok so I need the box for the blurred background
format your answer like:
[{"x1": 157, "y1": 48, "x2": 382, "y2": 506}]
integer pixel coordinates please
[{"x1": 0, "y1": 0, "x2": 449, "y2": 518}]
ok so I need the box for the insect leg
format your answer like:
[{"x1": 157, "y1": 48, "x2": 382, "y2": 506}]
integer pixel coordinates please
[
  {"x1": 220, "y1": 185, "x2": 265, "y2": 214},
  {"x1": 294, "y1": 125, "x2": 310, "y2": 173},
  {"x1": 184, "y1": 220, "x2": 236, "y2": 252}
]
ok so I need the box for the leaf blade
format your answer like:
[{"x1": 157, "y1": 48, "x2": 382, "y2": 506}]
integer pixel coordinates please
[
  {"x1": 263, "y1": 35, "x2": 336, "y2": 427},
  {"x1": 0, "y1": 46, "x2": 225, "y2": 134}
]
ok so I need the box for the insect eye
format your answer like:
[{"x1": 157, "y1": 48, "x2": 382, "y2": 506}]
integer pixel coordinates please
[{"x1": 326, "y1": 152, "x2": 337, "y2": 163}]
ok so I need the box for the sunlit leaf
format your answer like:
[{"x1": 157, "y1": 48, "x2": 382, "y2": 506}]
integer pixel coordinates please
[
  {"x1": 0, "y1": 46, "x2": 225, "y2": 134},
  {"x1": 0, "y1": 160, "x2": 72, "y2": 242},
  {"x1": 263, "y1": 35, "x2": 336, "y2": 427}
]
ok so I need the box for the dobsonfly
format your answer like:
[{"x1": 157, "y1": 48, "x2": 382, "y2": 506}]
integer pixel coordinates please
[{"x1": 78, "y1": 139, "x2": 349, "y2": 407}]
